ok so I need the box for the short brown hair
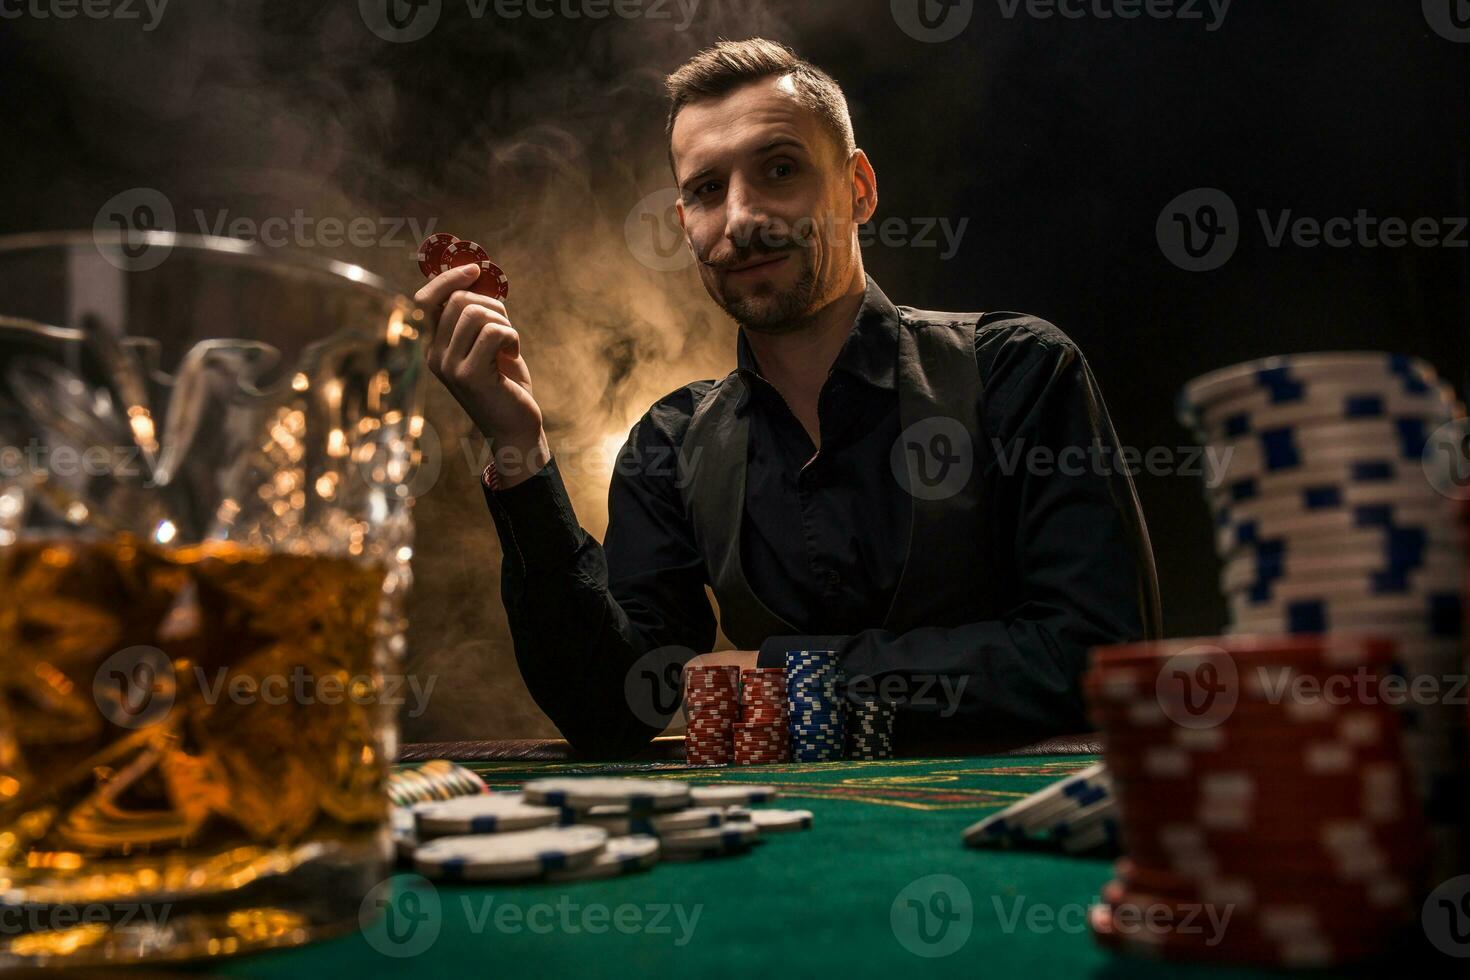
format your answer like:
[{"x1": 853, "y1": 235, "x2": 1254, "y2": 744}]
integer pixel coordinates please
[{"x1": 664, "y1": 38, "x2": 857, "y2": 171}]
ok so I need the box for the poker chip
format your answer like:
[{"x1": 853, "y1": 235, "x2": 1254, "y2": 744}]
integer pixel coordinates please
[
  {"x1": 963, "y1": 763, "x2": 1116, "y2": 850},
  {"x1": 786, "y1": 650, "x2": 844, "y2": 762},
  {"x1": 391, "y1": 805, "x2": 418, "y2": 861},
  {"x1": 414, "y1": 793, "x2": 561, "y2": 837},
  {"x1": 413, "y1": 826, "x2": 609, "y2": 882},
  {"x1": 1179, "y1": 352, "x2": 1443, "y2": 412},
  {"x1": 1183, "y1": 378, "x2": 1458, "y2": 438},
  {"x1": 578, "y1": 805, "x2": 725, "y2": 836},
  {"x1": 388, "y1": 760, "x2": 487, "y2": 806},
  {"x1": 1219, "y1": 539, "x2": 1462, "y2": 594},
  {"x1": 416, "y1": 233, "x2": 459, "y2": 278},
  {"x1": 738, "y1": 808, "x2": 813, "y2": 832},
  {"x1": 658, "y1": 821, "x2": 761, "y2": 859},
  {"x1": 522, "y1": 777, "x2": 690, "y2": 813},
  {"x1": 689, "y1": 784, "x2": 779, "y2": 806},
  {"x1": 1084, "y1": 635, "x2": 1436, "y2": 968},
  {"x1": 440, "y1": 239, "x2": 510, "y2": 300},
  {"x1": 544, "y1": 835, "x2": 660, "y2": 881}
]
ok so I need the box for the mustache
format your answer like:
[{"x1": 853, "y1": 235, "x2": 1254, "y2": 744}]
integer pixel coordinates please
[{"x1": 704, "y1": 244, "x2": 803, "y2": 272}]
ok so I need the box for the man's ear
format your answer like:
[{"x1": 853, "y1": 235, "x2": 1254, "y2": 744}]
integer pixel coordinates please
[{"x1": 850, "y1": 149, "x2": 878, "y2": 225}]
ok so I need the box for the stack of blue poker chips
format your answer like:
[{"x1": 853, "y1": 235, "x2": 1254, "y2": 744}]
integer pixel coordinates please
[
  {"x1": 1179, "y1": 351, "x2": 1470, "y2": 872},
  {"x1": 785, "y1": 650, "x2": 844, "y2": 762}
]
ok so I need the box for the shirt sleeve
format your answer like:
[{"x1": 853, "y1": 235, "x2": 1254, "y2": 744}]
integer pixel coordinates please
[
  {"x1": 485, "y1": 395, "x2": 717, "y2": 758},
  {"x1": 758, "y1": 320, "x2": 1152, "y2": 741}
]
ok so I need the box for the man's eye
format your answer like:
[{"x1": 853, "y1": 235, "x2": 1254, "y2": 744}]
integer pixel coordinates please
[
  {"x1": 768, "y1": 162, "x2": 794, "y2": 179},
  {"x1": 696, "y1": 181, "x2": 722, "y2": 196}
]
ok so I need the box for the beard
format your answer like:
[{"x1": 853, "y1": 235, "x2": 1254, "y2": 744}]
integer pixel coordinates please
[{"x1": 714, "y1": 246, "x2": 822, "y2": 335}]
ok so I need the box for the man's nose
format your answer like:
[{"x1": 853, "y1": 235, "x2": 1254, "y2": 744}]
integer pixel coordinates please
[{"x1": 721, "y1": 179, "x2": 774, "y2": 251}]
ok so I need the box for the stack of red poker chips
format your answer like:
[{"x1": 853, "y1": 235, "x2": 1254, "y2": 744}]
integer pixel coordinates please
[
  {"x1": 1085, "y1": 635, "x2": 1433, "y2": 969},
  {"x1": 684, "y1": 665, "x2": 740, "y2": 767},
  {"x1": 734, "y1": 668, "x2": 790, "y2": 766}
]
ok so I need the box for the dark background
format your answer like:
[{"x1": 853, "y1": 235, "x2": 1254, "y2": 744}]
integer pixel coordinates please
[{"x1": 2, "y1": 0, "x2": 1467, "y2": 740}]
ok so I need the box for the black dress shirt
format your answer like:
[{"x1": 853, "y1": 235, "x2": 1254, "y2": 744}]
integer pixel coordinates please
[{"x1": 485, "y1": 281, "x2": 1150, "y2": 757}]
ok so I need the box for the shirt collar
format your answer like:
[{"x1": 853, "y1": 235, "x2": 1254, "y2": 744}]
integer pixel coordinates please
[{"x1": 733, "y1": 275, "x2": 900, "y2": 410}]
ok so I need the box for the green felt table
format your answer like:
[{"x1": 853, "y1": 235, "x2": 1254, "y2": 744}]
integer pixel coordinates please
[{"x1": 211, "y1": 752, "x2": 1297, "y2": 980}]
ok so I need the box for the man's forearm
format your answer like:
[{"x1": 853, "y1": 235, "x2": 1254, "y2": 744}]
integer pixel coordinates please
[
  {"x1": 484, "y1": 457, "x2": 715, "y2": 756},
  {"x1": 756, "y1": 610, "x2": 1131, "y2": 740}
]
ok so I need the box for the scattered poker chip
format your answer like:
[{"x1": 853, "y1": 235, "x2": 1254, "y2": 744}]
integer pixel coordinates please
[
  {"x1": 738, "y1": 808, "x2": 813, "y2": 833},
  {"x1": 578, "y1": 805, "x2": 725, "y2": 836},
  {"x1": 414, "y1": 793, "x2": 561, "y2": 837},
  {"x1": 544, "y1": 835, "x2": 660, "y2": 882},
  {"x1": 689, "y1": 784, "x2": 779, "y2": 806},
  {"x1": 962, "y1": 763, "x2": 1116, "y2": 849},
  {"x1": 392, "y1": 805, "x2": 418, "y2": 861},
  {"x1": 658, "y1": 821, "x2": 761, "y2": 856},
  {"x1": 522, "y1": 777, "x2": 690, "y2": 813},
  {"x1": 413, "y1": 826, "x2": 609, "y2": 882},
  {"x1": 416, "y1": 233, "x2": 459, "y2": 278},
  {"x1": 388, "y1": 760, "x2": 486, "y2": 806}
]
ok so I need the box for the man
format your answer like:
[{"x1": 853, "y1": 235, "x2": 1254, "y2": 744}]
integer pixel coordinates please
[{"x1": 419, "y1": 38, "x2": 1160, "y2": 758}]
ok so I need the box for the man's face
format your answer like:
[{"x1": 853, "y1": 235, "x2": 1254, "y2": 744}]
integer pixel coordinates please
[{"x1": 671, "y1": 75, "x2": 873, "y2": 333}]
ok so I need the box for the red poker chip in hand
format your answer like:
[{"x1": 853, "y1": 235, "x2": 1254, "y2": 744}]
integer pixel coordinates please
[
  {"x1": 416, "y1": 233, "x2": 458, "y2": 278},
  {"x1": 438, "y1": 239, "x2": 510, "y2": 300}
]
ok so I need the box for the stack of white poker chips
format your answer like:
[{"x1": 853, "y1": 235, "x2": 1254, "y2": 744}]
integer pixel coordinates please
[{"x1": 1178, "y1": 351, "x2": 1469, "y2": 873}]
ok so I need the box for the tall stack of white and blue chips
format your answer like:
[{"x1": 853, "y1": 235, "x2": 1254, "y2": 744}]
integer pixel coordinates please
[
  {"x1": 785, "y1": 649, "x2": 845, "y2": 762},
  {"x1": 1177, "y1": 351, "x2": 1470, "y2": 874}
]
